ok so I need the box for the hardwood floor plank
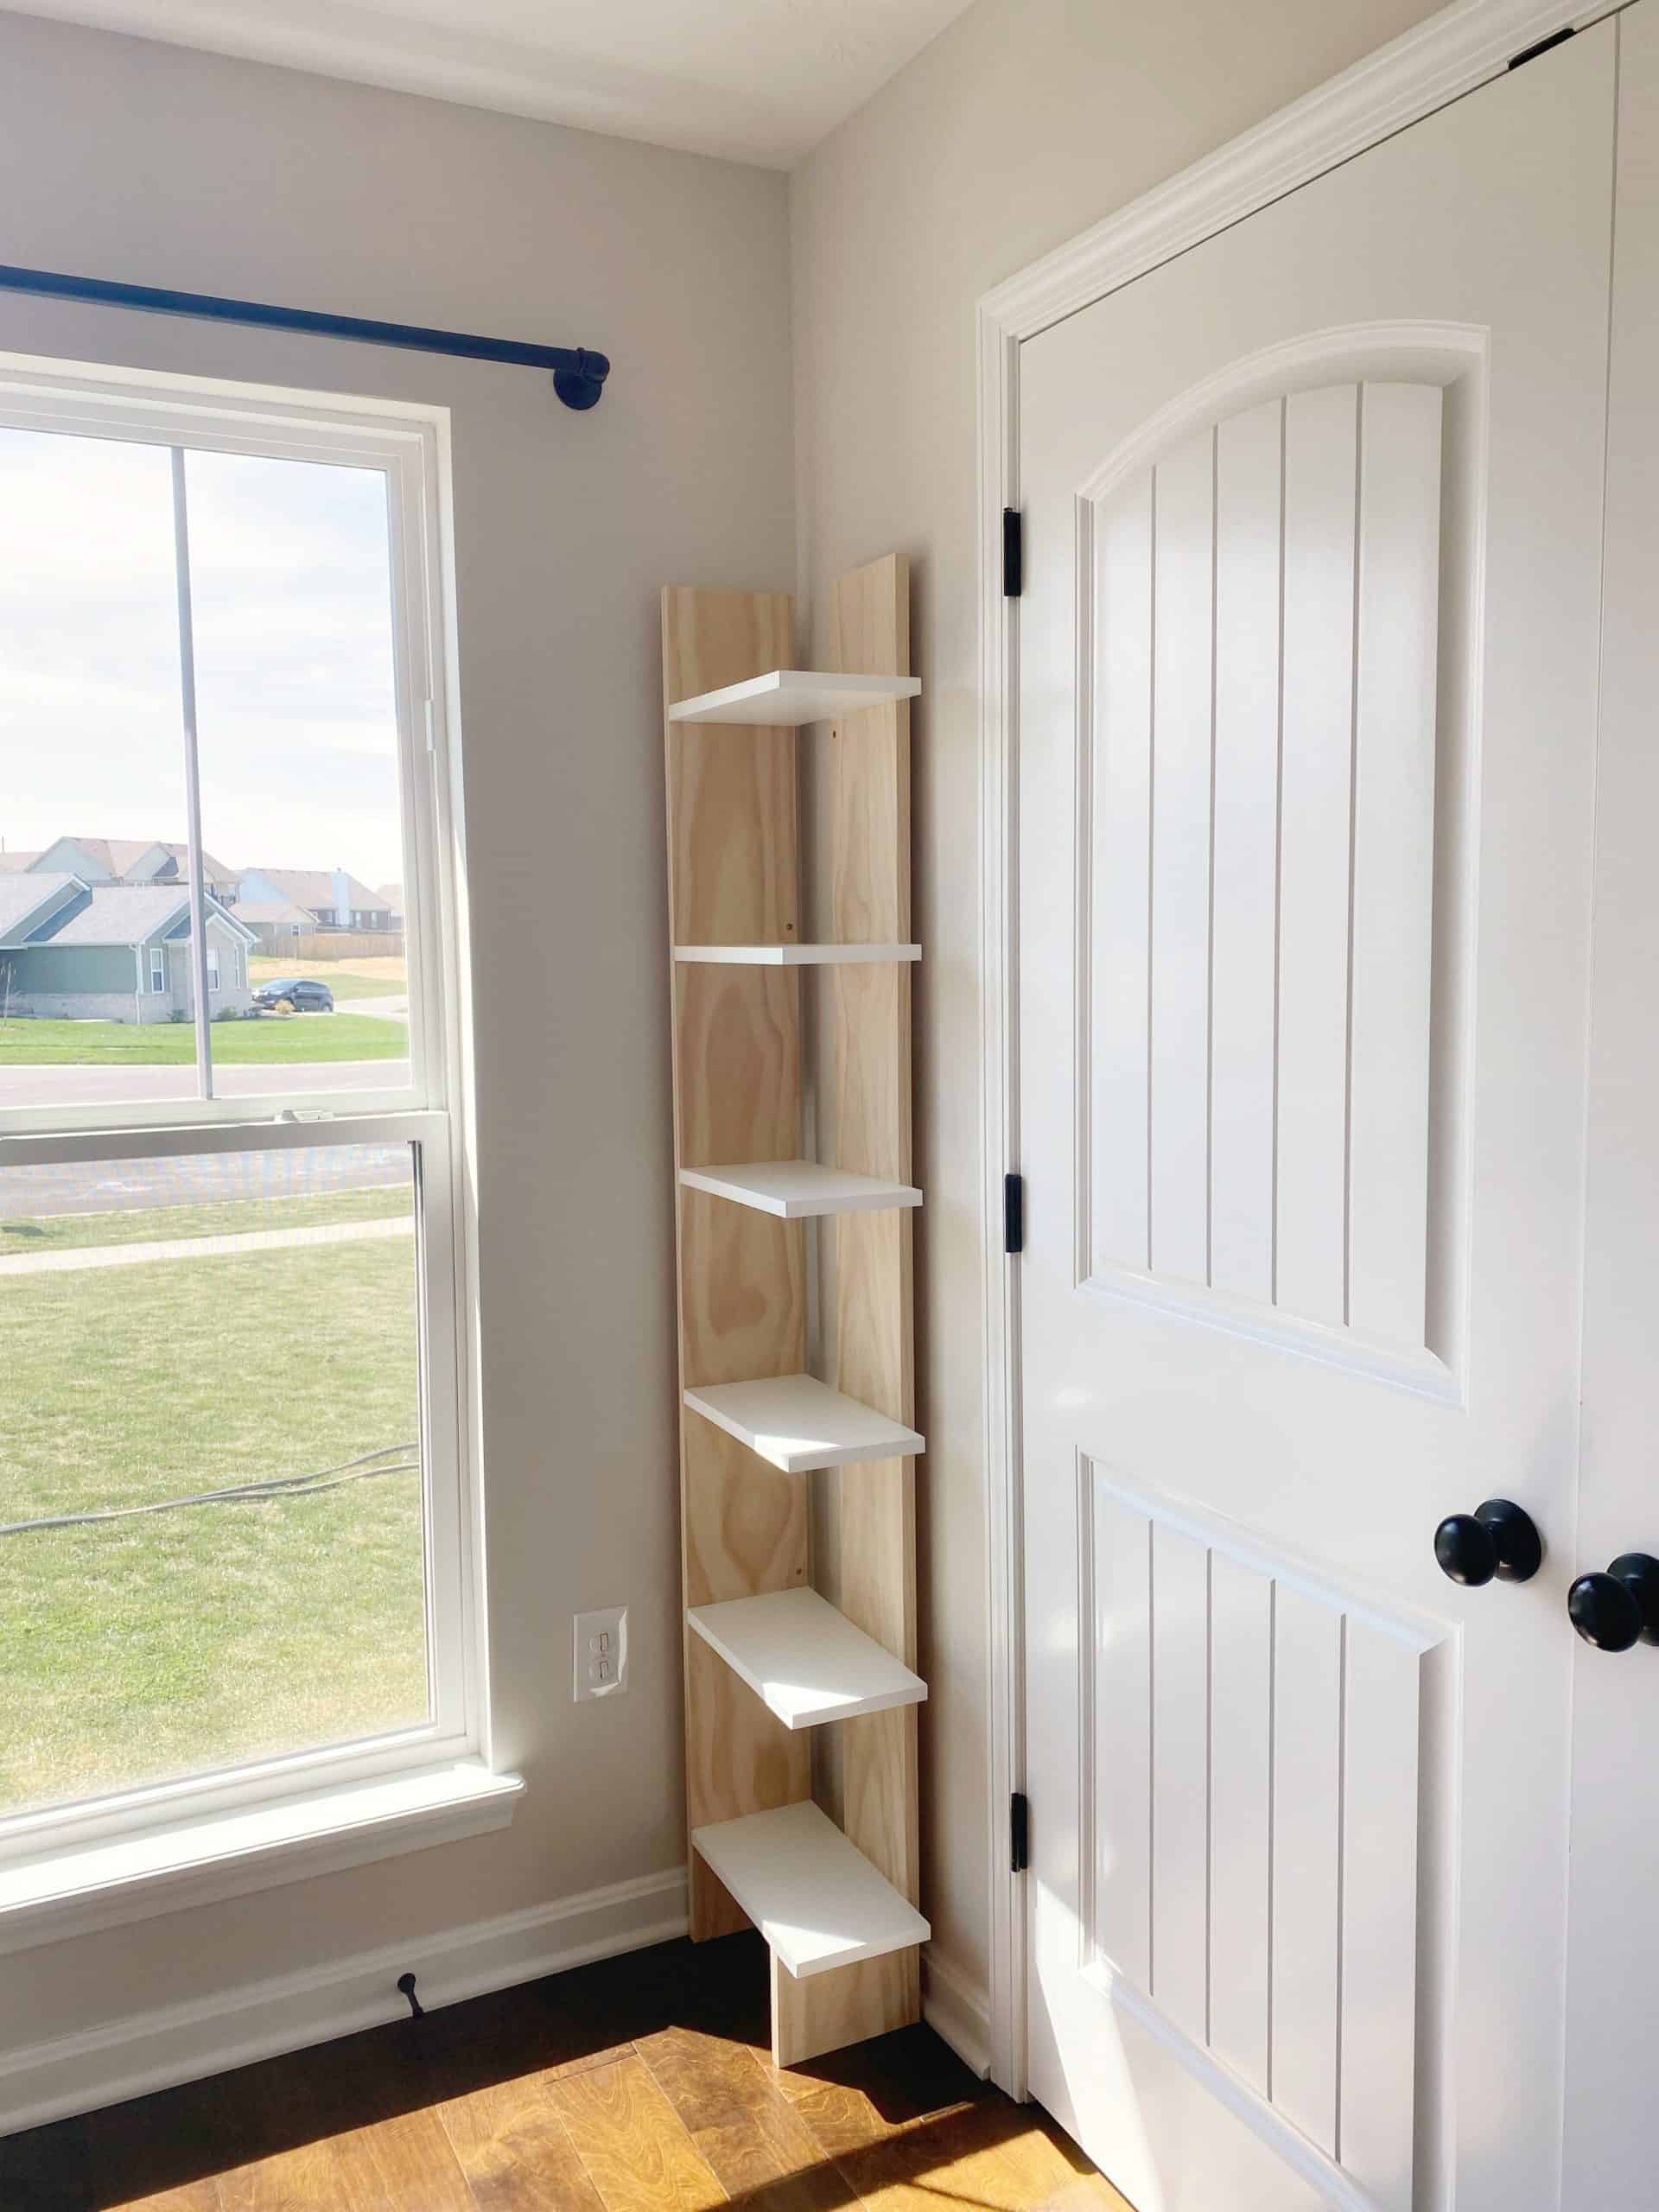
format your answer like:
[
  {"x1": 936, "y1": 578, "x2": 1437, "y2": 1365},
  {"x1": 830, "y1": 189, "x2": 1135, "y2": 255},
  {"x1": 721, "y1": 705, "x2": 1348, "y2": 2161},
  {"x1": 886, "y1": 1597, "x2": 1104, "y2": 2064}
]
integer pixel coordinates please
[
  {"x1": 116, "y1": 2187, "x2": 224, "y2": 2212},
  {"x1": 832, "y1": 2099, "x2": 1134, "y2": 2212},
  {"x1": 636, "y1": 2027, "x2": 845, "y2": 2209},
  {"x1": 436, "y1": 2075, "x2": 607, "y2": 2211},
  {"x1": 3, "y1": 1938, "x2": 1124, "y2": 2212},
  {"x1": 768, "y1": 2024, "x2": 984, "y2": 2158},
  {"x1": 543, "y1": 2055, "x2": 728, "y2": 2211},
  {"x1": 214, "y1": 2107, "x2": 474, "y2": 2212}
]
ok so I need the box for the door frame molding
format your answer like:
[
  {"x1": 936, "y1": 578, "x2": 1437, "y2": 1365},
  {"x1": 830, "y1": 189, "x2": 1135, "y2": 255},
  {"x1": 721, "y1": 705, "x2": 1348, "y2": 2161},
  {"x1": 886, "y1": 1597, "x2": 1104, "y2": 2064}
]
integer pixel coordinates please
[{"x1": 974, "y1": 0, "x2": 1589, "y2": 2098}]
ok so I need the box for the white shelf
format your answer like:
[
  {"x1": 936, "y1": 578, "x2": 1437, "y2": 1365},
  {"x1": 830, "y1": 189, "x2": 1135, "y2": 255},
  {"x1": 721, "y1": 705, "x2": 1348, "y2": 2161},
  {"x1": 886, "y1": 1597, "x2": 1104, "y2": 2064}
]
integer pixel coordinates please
[
  {"x1": 673, "y1": 943, "x2": 920, "y2": 967},
  {"x1": 687, "y1": 1588, "x2": 927, "y2": 1730},
  {"x1": 679, "y1": 1160, "x2": 921, "y2": 1217},
  {"x1": 684, "y1": 1372, "x2": 924, "y2": 1474},
  {"x1": 690, "y1": 1799, "x2": 930, "y2": 1977},
  {"x1": 669, "y1": 670, "x2": 922, "y2": 727}
]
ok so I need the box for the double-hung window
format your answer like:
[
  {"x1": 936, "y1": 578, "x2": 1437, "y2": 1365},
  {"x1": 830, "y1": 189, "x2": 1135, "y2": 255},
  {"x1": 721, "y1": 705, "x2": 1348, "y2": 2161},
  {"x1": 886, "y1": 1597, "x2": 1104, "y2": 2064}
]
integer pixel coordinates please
[{"x1": 0, "y1": 355, "x2": 510, "y2": 1942}]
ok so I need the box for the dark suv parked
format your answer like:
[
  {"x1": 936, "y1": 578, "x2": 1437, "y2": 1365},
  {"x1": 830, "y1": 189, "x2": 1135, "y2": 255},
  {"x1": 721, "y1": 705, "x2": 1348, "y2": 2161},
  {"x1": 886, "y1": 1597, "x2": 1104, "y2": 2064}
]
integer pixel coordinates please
[{"x1": 251, "y1": 976, "x2": 335, "y2": 1013}]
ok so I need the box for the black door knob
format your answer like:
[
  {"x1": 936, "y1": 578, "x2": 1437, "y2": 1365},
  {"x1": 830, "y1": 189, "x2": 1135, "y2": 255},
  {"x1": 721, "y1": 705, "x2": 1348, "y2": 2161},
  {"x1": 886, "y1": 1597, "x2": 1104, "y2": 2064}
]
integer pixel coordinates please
[
  {"x1": 1433, "y1": 1497, "x2": 1542, "y2": 1586},
  {"x1": 1567, "y1": 1553, "x2": 1659, "y2": 1652}
]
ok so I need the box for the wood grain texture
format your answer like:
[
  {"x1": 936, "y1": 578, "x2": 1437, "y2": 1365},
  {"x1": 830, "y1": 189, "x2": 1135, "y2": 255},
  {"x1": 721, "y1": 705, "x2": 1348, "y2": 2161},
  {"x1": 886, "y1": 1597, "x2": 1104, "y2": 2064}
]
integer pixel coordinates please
[
  {"x1": 636, "y1": 2025, "x2": 844, "y2": 2208},
  {"x1": 788, "y1": 552, "x2": 922, "y2": 2065},
  {"x1": 544, "y1": 2056, "x2": 726, "y2": 2211},
  {"x1": 218, "y1": 2110, "x2": 476, "y2": 2211},
  {"x1": 664, "y1": 587, "x2": 797, "y2": 948},
  {"x1": 664, "y1": 587, "x2": 810, "y2": 1943},
  {"x1": 436, "y1": 2075, "x2": 606, "y2": 2212}
]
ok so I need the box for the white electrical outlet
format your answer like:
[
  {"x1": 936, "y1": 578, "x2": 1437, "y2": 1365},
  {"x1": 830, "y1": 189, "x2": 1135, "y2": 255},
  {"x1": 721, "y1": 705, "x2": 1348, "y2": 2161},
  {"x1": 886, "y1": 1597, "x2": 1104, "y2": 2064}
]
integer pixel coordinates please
[{"x1": 574, "y1": 1605, "x2": 629, "y2": 1700}]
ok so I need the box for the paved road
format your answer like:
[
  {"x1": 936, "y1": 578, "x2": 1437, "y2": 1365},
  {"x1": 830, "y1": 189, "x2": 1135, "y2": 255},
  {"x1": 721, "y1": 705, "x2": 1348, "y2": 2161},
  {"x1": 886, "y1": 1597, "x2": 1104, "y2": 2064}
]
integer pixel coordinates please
[
  {"x1": 0, "y1": 1060, "x2": 410, "y2": 1110},
  {"x1": 0, "y1": 1065, "x2": 413, "y2": 1211}
]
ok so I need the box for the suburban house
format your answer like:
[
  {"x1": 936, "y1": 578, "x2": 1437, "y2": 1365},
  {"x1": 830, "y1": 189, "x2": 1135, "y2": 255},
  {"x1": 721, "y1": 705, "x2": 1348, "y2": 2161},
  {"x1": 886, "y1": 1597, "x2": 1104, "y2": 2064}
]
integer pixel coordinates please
[
  {"x1": 234, "y1": 897, "x2": 315, "y2": 950},
  {"x1": 29, "y1": 835, "x2": 240, "y2": 902},
  {"x1": 0, "y1": 874, "x2": 256, "y2": 1022},
  {"x1": 237, "y1": 867, "x2": 393, "y2": 932}
]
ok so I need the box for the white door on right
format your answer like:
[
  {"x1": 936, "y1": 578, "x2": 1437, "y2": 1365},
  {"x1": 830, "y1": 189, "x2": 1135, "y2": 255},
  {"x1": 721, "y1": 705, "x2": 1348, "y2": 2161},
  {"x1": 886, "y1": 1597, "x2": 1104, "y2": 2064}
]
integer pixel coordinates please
[{"x1": 1018, "y1": 22, "x2": 1618, "y2": 2212}]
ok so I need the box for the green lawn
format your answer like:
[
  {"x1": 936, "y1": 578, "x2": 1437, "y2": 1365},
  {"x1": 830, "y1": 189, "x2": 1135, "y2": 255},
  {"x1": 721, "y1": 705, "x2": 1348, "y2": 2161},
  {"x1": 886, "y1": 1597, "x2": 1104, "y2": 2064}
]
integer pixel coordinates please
[
  {"x1": 0, "y1": 1229, "x2": 428, "y2": 1815},
  {"x1": 0, "y1": 1185, "x2": 410, "y2": 1260},
  {"x1": 0, "y1": 1014, "x2": 407, "y2": 1064},
  {"x1": 249, "y1": 956, "x2": 406, "y2": 1002}
]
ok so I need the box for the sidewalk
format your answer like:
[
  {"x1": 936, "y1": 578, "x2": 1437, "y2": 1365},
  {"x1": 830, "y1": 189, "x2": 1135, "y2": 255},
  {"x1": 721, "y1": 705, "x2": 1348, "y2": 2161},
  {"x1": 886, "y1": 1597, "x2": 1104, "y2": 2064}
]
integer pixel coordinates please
[{"x1": 0, "y1": 1216, "x2": 413, "y2": 1275}]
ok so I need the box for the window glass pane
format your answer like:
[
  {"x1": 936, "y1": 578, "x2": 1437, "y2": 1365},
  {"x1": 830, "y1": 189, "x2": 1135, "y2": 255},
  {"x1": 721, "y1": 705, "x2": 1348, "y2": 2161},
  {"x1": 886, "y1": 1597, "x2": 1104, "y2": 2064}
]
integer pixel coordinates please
[
  {"x1": 0, "y1": 1142, "x2": 429, "y2": 1817},
  {"x1": 184, "y1": 448, "x2": 410, "y2": 1096},
  {"x1": 0, "y1": 428, "x2": 195, "y2": 1110}
]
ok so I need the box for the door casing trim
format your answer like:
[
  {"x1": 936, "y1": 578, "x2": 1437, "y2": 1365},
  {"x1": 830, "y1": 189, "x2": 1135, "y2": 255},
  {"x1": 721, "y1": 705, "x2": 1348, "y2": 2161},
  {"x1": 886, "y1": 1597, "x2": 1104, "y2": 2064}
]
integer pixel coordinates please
[{"x1": 975, "y1": 0, "x2": 1593, "y2": 2101}]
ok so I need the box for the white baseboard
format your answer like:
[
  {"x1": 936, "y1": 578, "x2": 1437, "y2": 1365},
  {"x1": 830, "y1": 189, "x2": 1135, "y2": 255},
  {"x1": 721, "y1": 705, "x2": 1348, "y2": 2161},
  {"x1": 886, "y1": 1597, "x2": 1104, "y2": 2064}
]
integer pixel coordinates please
[
  {"x1": 0, "y1": 1864, "x2": 688, "y2": 2139},
  {"x1": 922, "y1": 1946, "x2": 992, "y2": 2081}
]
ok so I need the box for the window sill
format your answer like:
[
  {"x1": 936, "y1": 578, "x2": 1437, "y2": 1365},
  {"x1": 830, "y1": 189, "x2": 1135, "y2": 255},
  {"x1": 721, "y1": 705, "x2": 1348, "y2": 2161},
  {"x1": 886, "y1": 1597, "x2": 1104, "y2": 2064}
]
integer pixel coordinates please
[{"x1": 0, "y1": 1762, "x2": 524, "y2": 1956}]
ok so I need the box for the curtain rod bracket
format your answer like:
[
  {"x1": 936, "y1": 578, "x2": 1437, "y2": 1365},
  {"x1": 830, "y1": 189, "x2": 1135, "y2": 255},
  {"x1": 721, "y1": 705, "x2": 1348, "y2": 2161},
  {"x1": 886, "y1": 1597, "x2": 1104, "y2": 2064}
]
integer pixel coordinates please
[{"x1": 553, "y1": 348, "x2": 610, "y2": 410}]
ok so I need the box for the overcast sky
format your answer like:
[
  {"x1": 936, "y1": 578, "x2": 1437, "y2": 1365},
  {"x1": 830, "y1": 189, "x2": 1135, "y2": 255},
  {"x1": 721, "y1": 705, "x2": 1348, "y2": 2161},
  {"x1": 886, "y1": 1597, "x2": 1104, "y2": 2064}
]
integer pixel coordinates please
[{"x1": 0, "y1": 426, "x2": 405, "y2": 890}]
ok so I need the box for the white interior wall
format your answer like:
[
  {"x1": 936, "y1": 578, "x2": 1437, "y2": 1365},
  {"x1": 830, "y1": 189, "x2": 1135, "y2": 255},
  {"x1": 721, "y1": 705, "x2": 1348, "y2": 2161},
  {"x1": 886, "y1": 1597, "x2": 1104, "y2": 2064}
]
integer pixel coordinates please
[
  {"x1": 0, "y1": 8, "x2": 792, "y2": 2088},
  {"x1": 791, "y1": 0, "x2": 1445, "y2": 2027}
]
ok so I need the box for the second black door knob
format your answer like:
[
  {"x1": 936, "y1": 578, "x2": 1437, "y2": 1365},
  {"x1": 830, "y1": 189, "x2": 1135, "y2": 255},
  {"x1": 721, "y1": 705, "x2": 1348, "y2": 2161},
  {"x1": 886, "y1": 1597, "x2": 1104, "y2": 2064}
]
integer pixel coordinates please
[
  {"x1": 1567, "y1": 1554, "x2": 1659, "y2": 1652},
  {"x1": 1433, "y1": 1498, "x2": 1542, "y2": 1586}
]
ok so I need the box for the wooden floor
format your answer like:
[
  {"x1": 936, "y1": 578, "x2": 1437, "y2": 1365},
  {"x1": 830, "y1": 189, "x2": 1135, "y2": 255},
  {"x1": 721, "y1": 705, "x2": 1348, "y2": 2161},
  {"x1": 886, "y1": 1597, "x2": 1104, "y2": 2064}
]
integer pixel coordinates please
[{"x1": 0, "y1": 1933, "x2": 1133, "y2": 2211}]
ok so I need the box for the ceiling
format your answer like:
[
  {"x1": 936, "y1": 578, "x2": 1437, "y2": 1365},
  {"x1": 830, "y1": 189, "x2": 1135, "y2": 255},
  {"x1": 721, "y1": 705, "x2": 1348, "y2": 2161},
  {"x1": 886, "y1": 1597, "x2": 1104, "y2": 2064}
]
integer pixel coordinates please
[{"x1": 2, "y1": 0, "x2": 976, "y2": 165}]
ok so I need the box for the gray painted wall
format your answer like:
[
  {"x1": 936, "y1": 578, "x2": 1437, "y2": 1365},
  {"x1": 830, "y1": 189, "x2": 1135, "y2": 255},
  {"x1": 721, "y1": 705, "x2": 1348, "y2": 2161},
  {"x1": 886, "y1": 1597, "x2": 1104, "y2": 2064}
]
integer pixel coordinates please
[{"x1": 0, "y1": 8, "x2": 791, "y2": 2073}]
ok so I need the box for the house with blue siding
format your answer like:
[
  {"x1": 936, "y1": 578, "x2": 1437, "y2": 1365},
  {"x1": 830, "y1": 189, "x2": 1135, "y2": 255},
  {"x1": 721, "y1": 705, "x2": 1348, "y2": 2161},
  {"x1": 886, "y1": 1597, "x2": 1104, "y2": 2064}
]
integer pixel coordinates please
[{"x1": 0, "y1": 876, "x2": 257, "y2": 1023}]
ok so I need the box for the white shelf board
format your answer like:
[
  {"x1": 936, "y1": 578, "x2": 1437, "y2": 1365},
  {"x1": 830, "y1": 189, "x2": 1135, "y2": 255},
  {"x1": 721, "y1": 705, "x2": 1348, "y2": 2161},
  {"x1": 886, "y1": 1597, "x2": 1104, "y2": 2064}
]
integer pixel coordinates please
[
  {"x1": 668, "y1": 670, "x2": 922, "y2": 727},
  {"x1": 687, "y1": 1588, "x2": 927, "y2": 1730},
  {"x1": 678, "y1": 1160, "x2": 921, "y2": 1218},
  {"x1": 690, "y1": 1799, "x2": 930, "y2": 1977},
  {"x1": 684, "y1": 1371, "x2": 924, "y2": 1474},
  {"x1": 673, "y1": 942, "x2": 920, "y2": 967}
]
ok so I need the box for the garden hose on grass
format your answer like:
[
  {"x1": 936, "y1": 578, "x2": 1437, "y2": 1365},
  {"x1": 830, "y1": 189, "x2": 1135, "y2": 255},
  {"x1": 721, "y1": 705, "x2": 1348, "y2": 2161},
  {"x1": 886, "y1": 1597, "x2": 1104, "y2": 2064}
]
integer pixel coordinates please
[{"x1": 0, "y1": 1442, "x2": 419, "y2": 1537}]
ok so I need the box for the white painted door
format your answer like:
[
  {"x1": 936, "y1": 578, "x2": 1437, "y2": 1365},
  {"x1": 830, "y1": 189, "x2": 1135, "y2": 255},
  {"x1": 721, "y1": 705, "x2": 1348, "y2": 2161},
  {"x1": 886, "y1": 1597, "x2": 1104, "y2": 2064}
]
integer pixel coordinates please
[
  {"x1": 1564, "y1": 5, "x2": 1659, "y2": 2195},
  {"x1": 1017, "y1": 26, "x2": 1616, "y2": 2212}
]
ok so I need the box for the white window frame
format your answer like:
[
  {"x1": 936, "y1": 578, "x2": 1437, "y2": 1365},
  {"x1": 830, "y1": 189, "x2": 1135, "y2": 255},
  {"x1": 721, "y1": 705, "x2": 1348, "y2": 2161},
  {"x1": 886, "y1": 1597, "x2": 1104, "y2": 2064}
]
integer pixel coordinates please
[
  {"x1": 206, "y1": 945, "x2": 220, "y2": 992},
  {"x1": 0, "y1": 353, "x2": 458, "y2": 1137},
  {"x1": 149, "y1": 947, "x2": 166, "y2": 995},
  {"x1": 0, "y1": 353, "x2": 499, "y2": 1921}
]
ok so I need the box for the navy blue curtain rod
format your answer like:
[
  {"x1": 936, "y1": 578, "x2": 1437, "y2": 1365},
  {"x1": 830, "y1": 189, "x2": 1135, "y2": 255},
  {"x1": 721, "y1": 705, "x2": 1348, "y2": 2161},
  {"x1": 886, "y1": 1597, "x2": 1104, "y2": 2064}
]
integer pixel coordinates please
[{"x1": 0, "y1": 261, "x2": 611, "y2": 410}]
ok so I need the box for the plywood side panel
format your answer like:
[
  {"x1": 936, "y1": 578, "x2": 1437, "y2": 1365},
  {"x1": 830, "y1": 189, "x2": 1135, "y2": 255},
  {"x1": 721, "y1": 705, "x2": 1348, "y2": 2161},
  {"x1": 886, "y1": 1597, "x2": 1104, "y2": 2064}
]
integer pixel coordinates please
[
  {"x1": 664, "y1": 586, "x2": 809, "y2": 1943},
  {"x1": 664, "y1": 587, "x2": 798, "y2": 948},
  {"x1": 789, "y1": 551, "x2": 921, "y2": 2060}
]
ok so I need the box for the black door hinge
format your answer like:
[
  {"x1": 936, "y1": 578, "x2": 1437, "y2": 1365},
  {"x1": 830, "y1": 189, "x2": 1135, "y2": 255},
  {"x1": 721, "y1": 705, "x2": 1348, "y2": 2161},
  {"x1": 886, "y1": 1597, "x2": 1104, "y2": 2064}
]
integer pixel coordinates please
[
  {"x1": 1002, "y1": 507, "x2": 1023, "y2": 598},
  {"x1": 1510, "y1": 25, "x2": 1573, "y2": 68},
  {"x1": 1011, "y1": 1791, "x2": 1029, "y2": 1873},
  {"x1": 1004, "y1": 1172, "x2": 1024, "y2": 1255}
]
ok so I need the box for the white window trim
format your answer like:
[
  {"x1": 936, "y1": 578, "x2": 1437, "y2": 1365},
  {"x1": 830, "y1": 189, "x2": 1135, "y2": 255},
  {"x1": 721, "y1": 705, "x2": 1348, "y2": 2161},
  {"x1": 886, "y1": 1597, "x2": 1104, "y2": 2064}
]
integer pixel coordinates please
[
  {"x1": 149, "y1": 948, "x2": 166, "y2": 995},
  {"x1": 0, "y1": 356, "x2": 502, "y2": 1940},
  {"x1": 0, "y1": 1763, "x2": 523, "y2": 1956},
  {"x1": 0, "y1": 352, "x2": 465, "y2": 1138},
  {"x1": 206, "y1": 946, "x2": 220, "y2": 991}
]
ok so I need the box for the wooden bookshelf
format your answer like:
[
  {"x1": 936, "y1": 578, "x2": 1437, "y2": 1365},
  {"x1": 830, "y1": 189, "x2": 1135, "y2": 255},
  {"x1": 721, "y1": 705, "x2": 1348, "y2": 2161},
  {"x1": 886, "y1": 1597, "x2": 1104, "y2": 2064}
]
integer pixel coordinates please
[{"x1": 661, "y1": 556, "x2": 925, "y2": 2064}]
